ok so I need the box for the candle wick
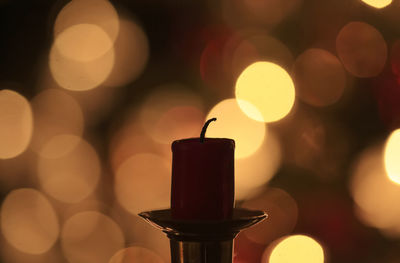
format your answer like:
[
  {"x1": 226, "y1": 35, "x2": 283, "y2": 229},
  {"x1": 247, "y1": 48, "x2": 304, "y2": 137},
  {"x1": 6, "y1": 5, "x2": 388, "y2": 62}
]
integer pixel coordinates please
[{"x1": 200, "y1": 118, "x2": 217, "y2": 143}]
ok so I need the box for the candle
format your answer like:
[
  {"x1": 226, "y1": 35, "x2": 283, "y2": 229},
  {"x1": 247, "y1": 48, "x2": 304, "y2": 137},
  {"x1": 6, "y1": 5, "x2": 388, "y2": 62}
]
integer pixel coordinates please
[{"x1": 171, "y1": 118, "x2": 235, "y2": 220}]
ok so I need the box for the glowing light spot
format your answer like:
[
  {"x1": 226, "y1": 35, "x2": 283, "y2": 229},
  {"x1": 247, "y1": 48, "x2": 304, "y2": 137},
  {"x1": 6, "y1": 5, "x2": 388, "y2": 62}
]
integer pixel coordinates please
[
  {"x1": 1, "y1": 188, "x2": 59, "y2": 254},
  {"x1": 40, "y1": 134, "x2": 81, "y2": 159},
  {"x1": 1, "y1": 241, "x2": 65, "y2": 263},
  {"x1": 268, "y1": 235, "x2": 324, "y2": 263},
  {"x1": 230, "y1": 33, "x2": 293, "y2": 78},
  {"x1": 54, "y1": 0, "x2": 119, "y2": 43},
  {"x1": 242, "y1": 188, "x2": 298, "y2": 245},
  {"x1": 115, "y1": 153, "x2": 170, "y2": 214},
  {"x1": 61, "y1": 211, "x2": 124, "y2": 263},
  {"x1": 109, "y1": 247, "x2": 164, "y2": 263},
  {"x1": 31, "y1": 89, "x2": 84, "y2": 154},
  {"x1": 111, "y1": 206, "x2": 170, "y2": 262},
  {"x1": 37, "y1": 136, "x2": 101, "y2": 203},
  {"x1": 235, "y1": 61, "x2": 295, "y2": 122},
  {"x1": 152, "y1": 106, "x2": 205, "y2": 144},
  {"x1": 336, "y1": 21, "x2": 387, "y2": 78},
  {"x1": 384, "y1": 129, "x2": 400, "y2": 184},
  {"x1": 293, "y1": 48, "x2": 346, "y2": 107},
  {"x1": 51, "y1": 197, "x2": 105, "y2": 225},
  {"x1": 226, "y1": 0, "x2": 302, "y2": 28},
  {"x1": 139, "y1": 86, "x2": 204, "y2": 142},
  {"x1": 206, "y1": 99, "x2": 266, "y2": 158},
  {"x1": 0, "y1": 89, "x2": 33, "y2": 159},
  {"x1": 350, "y1": 144, "x2": 400, "y2": 234},
  {"x1": 54, "y1": 24, "x2": 113, "y2": 62},
  {"x1": 235, "y1": 132, "x2": 281, "y2": 200},
  {"x1": 361, "y1": 0, "x2": 392, "y2": 8},
  {"x1": 49, "y1": 37, "x2": 114, "y2": 91},
  {"x1": 104, "y1": 19, "x2": 149, "y2": 87},
  {"x1": 109, "y1": 120, "x2": 163, "y2": 172}
]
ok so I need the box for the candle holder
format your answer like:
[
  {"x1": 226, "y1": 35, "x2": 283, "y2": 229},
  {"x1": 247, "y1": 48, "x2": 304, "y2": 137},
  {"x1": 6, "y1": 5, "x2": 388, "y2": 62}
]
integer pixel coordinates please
[{"x1": 139, "y1": 208, "x2": 267, "y2": 263}]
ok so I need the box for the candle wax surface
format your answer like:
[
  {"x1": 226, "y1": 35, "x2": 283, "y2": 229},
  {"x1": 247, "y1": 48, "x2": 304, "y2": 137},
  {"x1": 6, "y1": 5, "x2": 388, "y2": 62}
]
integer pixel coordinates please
[{"x1": 171, "y1": 138, "x2": 235, "y2": 220}]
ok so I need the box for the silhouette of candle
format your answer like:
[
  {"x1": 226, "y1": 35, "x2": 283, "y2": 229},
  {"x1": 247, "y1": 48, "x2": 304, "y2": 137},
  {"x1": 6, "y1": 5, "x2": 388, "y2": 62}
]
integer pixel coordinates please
[{"x1": 171, "y1": 118, "x2": 235, "y2": 220}]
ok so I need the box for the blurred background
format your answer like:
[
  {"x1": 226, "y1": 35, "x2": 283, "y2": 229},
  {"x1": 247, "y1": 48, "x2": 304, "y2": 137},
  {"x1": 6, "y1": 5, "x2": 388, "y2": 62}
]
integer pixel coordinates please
[{"x1": 0, "y1": 0, "x2": 400, "y2": 262}]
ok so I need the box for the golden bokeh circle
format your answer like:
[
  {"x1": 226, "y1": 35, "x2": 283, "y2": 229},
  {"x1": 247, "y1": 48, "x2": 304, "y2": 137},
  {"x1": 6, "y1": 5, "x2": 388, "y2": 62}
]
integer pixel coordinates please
[
  {"x1": 268, "y1": 235, "x2": 324, "y2": 263},
  {"x1": 206, "y1": 98, "x2": 266, "y2": 159},
  {"x1": 384, "y1": 129, "x2": 400, "y2": 184},
  {"x1": 235, "y1": 61, "x2": 295, "y2": 122},
  {"x1": 1, "y1": 188, "x2": 59, "y2": 254},
  {"x1": 109, "y1": 246, "x2": 164, "y2": 263},
  {"x1": 37, "y1": 136, "x2": 101, "y2": 203},
  {"x1": 0, "y1": 89, "x2": 33, "y2": 159},
  {"x1": 61, "y1": 211, "x2": 124, "y2": 263},
  {"x1": 336, "y1": 21, "x2": 387, "y2": 78}
]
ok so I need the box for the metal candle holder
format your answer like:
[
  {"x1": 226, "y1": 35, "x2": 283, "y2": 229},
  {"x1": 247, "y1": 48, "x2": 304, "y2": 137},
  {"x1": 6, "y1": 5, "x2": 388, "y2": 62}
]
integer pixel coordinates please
[{"x1": 139, "y1": 208, "x2": 267, "y2": 263}]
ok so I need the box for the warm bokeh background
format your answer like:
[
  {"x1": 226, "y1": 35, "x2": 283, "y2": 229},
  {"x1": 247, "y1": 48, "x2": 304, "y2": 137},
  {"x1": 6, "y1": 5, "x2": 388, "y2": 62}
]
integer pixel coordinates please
[{"x1": 1, "y1": 0, "x2": 400, "y2": 262}]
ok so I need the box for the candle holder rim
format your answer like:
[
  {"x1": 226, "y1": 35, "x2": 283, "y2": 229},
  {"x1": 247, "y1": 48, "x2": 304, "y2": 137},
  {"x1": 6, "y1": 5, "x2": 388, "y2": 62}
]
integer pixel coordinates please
[
  {"x1": 172, "y1": 137, "x2": 235, "y2": 144},
  {"x1": 138, "y1": 208, "x2": 266, "y2": 222},
  {"x1": 138, "y1": 208, "x2": 267, "y2": 241}
]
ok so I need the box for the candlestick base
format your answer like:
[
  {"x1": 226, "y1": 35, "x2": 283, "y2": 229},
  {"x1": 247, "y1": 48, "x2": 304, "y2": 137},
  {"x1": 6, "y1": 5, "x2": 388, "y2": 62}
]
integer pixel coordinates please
[{"x1": 139, "y1": 208, "x2": 267, "y2": 263}]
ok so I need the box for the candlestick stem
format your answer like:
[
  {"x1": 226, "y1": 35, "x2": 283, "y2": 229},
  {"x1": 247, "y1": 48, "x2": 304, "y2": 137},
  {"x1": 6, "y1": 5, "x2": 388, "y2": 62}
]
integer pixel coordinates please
[{"x1": 170, "y1": 239, "x2": 233, "y2": 263}]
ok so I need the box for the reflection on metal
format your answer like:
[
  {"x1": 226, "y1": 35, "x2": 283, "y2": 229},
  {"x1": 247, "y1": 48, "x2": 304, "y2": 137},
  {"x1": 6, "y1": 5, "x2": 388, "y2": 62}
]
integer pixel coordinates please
[{"x1": 139, "y1": 208, "x2": 267, "y2": 263}]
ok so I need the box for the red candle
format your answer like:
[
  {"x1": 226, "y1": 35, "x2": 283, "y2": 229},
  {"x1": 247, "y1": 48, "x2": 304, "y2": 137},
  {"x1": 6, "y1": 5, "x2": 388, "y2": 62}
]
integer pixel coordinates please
[{"x1": 171, "y1": 118, "x2": 235, "y2": 220}]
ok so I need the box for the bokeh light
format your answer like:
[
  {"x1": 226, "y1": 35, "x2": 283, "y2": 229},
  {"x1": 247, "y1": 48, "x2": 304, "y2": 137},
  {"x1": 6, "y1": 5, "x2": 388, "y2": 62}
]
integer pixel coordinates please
[
  {"x1": 37, "y1": 135, "x2": 101, "y2": 203},
  {"x1": 223, "y1": 0, "x2": 302, "y2": 28},
  {"x1": 61, "y1": 211, "x2": 124, "y2": 263},
  {"x1": 293, "y1": 48, "x2": 346, "y2": 107},
  {"x1": 235, "y1": 131, "x2": 281, "y2": 200},
  {"x1": 139, "y1": 86, "x2": 204, "y2": 143},
  {"x1": 54, "y1": 0, "x2": 119, "y2": 43},
  {"x1": 235, "y1": 61, "x2": 295, "y2": 122},
  {"x1": 241, "y1": 188, "x2": 298, "y2": 245},
  {"x1": 39, "y1": 134, "x2": 81, "y2": 159},
  {"x1": 206, "y1": 98, "x2": 266, "y2": 159},
  {"x1": 2, "y1": 0, "x2": 400, "y2": 262},
  {"x1": 0, "y1": 240, "x2": 66, "y2": 263},
  {"x1": 336, "y1": 21, "x2": 387, "y2": 78},
  {"x1": 0, "y1": 89, "x2": 33, "y2": 159},
  {"x1": 230, "y1": 33, "x2": 294, "y2": 78},
  {"x1": 104, "y1": 19, "x2": 149, "y2": 87},
  {"x1": 53, "y1": 196, "x2": 106, "y2": 225},
  {"x1": 54, "y1": 24, "x2": 113, "y2": 62},
  {"x1": 30, "y1": 89, "x2": 84, "y2": 154},
  {"x1": 115, "y1": 153, "x2": 170, "y2": 214},
  {"x1": 49, "y1": 36, "x2": 114, "y2": 91},
  {"x1": 111, "y1": 206, "x2": 170, "y2": 262},
  {"x1": 350, "y1": 143, "x2": 400, "y2": 235},
  {"x1": 109, "y1": 117, "x2": 164, "y2": 172},
  {"x1": 1, "y1": 188, "x2": 59, "y2": 254},
  {"x1": 109, "y1": 246, "x2": 164, "y2": 263},
  {"x1": 152, "y1": 106, "x2": 205, "y2": 144},
  {"x1": 266, "y1": 235, "x2": 324, "y2": 263},
  {"x1": 384, "y1": 129, "x2": 400, "y2": 184},
  {"x1": 360, "y1": 0, "x2": 392, "y2": 9}
]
